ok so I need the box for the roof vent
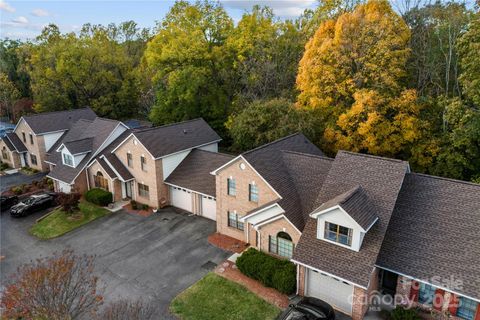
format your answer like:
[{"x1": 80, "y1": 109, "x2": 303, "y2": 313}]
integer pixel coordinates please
[{"x1": 183, "y1": 129, "x2": 188, "y2": 134}]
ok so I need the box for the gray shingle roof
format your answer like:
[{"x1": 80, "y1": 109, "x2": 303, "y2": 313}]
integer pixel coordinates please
[
  {"x1": 132, "y1": 118, "x2": 221, "y2": 158},
  {"x1": 2, "y1": 136, "x2": 15, "y2": 151},
  {"x1": 377, "y1": 173, "x2": 480, "y2": 300},
  {"x1": 314, "y1": 185, "x2": 379, "y2": 230},
  {"x1": 5, "y1": 132, "x2": 27, "y2": 153},
  {"x1": 63, "y1": 137, "x2": 93, "y2": 155},
  {"x1": 22, "y1": 108, "x2": 96, "y2": 134},
  {"x1": 293, "y1": 151, "x2": 409, "y2": 288},
  {"x1": 166, "y1": 149, "x2": 234, "y2": 197},
  {"x1": 241, "y1": 133, "x2": 327, "y2": 230},
  {"x1": 48, "y1": 118, "x2": 123, "y2": 184},
  {"x1": 96, "y1": 157, "x2": 117, "y2": 179}
]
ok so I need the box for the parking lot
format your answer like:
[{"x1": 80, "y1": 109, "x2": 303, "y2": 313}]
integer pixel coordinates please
[{"x1": 0, "y1": 207, "x2": 230, "y2": 318}]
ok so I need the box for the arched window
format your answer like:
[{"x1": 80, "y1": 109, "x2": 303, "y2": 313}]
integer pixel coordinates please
[
  {"x1": 269, "y1": 231, "x2": 294, "y2": 258},
  {"x1": 94, "y1": 170, "x2": 108, "y2": 191}
]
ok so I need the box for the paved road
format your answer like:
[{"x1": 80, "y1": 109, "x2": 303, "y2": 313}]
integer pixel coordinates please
[
  {"x1": 0, "y1": 172, "x2": 47, "y2": 192},
  {"x1": 0, "y1": 207, "x2": 230, "y2": 318}
]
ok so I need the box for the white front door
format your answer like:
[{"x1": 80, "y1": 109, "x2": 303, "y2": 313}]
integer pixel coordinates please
[
  {"x1": 307, "y1": 269, "x2": 354, "y2": 315},
  {"x1": 200, "y1": 195, "x2": 216, "y2": 220},
  {"x1": 170, "y1": 186, "x2": 193, "y2": 212}
]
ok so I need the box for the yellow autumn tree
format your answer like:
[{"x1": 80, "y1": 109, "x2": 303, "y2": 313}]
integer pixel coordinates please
[{"x1": 297, "y1": 0, "x2": 434, "y2": 160}]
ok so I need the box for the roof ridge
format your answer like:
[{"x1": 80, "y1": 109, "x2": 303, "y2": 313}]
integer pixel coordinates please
[
  {"x1": 65, "y1": 136, "x2": 94, "y2": 143},
  {"x1": 242, "y1": 133, "x2": 305, "y2": 156},
  {"x1": 192, "y1": 149, "x2": 235, "y2": 158},
  {"x1": 282, "y1": 150, "x2": 333, "y2": 161},
  {"x1": 410, "y1": 172, "x2": 480, "y2": 188},
  {"x1": 338, "y1": 185, "x2": 362, "y2": 204},
  {"x1": 135, "y1": 118, "x2": 205, "y2": 133},
  {"x1": 23, "y1": 107, "x2": 93, "y2": 119},
  {"x1": 338, "y1": 150, "x2": 408, "y2": 164}
]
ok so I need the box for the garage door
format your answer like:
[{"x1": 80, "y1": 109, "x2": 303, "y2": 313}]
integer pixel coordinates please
[
  {"x1": 307, "y1": 269, "x2": 353, "y2": 315},
  {"x1": 200, "y1": 195, "x2": 216, "y2": 221},
  {"x1": 170, "y1": 187, "x2": 193, "y2": 212}
]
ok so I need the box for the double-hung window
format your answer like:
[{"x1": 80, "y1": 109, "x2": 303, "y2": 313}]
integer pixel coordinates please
[
  {"x1": 227, "y1": 211, "x2": 243, "y2": 230},
  {"x1": 2, "y1": 146, "x2": 9, "y2": 160},
  {"x1": 249, "y1": 184, "x2": 258, "y2": 202},
  {"x1": 127, "y1": 153, "x2": 133, "y2": 167},
  {"x1": 63, "y1": 153, "x2": 74, "y2": 166},
  {"x1": 30, "y1": 154, "x2": 37, "y2": 165},
  {"x1": 22, "y1": 132, "x2": 26, "y2": 143},
  {"x1": 227, "y1": 178, "x2": 236, "y2": 196},
  {"x1": 324, "y1": 222, "x2": 352, "y2": 246},
  {"x1": 140, "y1": 156, "x2": 147, "y2": 171},
  {"x1": 418, "y1": 283, "x2": 436, "y2": 306},
  {"x1": 269, "y1": 232, "x2": 294, "y2": 259},
  {"x1": 29, "y1": 134, "x2": 34, "y2": 145},
  {"x1": 138, "y1": 183, "x2": 149, "y2": 198},
  {"x1": 457, "y1": 297, "x2": 478, "y2": 320}
]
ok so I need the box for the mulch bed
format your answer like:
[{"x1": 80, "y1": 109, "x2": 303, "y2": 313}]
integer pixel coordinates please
[
  {"x1": 215, "y1": 260, "x2": 289, "y2": 309},
  {"x1": 208, "y1": 232, "x2": 249, "y2": 253},
  {"x1": 122, "y1": 203, "x2": 154, "y2": 217}
]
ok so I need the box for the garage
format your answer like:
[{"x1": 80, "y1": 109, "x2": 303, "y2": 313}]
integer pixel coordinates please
[
  {"x1": 200, "y1": 195, "x2": 216, "y2": 221},
  {"x1": 170, "y1": 186, "x2": 193, "y2": 212},
  {"x1": 306, "y1": 269, "x2": 353, "y2": 315}
]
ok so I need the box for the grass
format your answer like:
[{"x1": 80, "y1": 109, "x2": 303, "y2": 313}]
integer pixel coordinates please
[
  {"x1": 30, "y1": 201, "x2": 109, "y2": 239},
  {"x1": 170, "y1": 273, "x2": 281, "y2": 320}
]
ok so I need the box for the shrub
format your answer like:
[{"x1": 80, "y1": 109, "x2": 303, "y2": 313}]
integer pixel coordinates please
[
  {"x1": 85, "y1": 188, "x2": 113, "y2": 206},
  {"x1": 142, "y1": 204, "x2": 149, "y2": 210},
  {"x1": 131, "y1": 200, "x2": 137, "y2": 210},
  {"x1": 236, "y1": 248, "x2": 296, "y2": 294},
  {"x1": 0, "y1": 162, "x2": 9, "y2": 171},
  {"x1": 389, "y1": 307, "x2": 421, "y2": 320},
  {"x1": 57, "y1": 192, "x2": 81, "y2": 214},
  {"x1": 12, "y1": 186, "x2": 23, "y2": 195}
]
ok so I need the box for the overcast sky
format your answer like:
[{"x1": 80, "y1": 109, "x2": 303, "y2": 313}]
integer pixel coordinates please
[{"x1": 0, "y1": 0, "x2": 318, "y2": 40}]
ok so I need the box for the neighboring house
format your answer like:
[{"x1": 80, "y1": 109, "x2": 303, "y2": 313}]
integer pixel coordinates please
[
  {"x1": 0, "y1": 108, "x2": 97, "y2": 171},
  {"x1": 83, "y1": 118, "x2": 223, "y2": 211},
  {"x1": 211, "y1": 133, "x2": 480, "y2": 320}
]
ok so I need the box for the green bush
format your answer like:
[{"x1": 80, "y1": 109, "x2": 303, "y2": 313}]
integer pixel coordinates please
[
  {"x1": 85, "y1": 188, "x2": 113, "y2": 206},
  {"x1": 236, "y1": 248, "x2": 296, "y2": 294},
  {"x1": 0, "y1": 162, "x2": 9, "y2": 171},
  {"x1": 12, "y1": 186, "x2": 23, "y2": 195},
  {"x1": 131, "y1": 200, "x2": 137, "y2": 210},
  {"x1": 389, "y1": 307, "x2": 421, "y2": 320},
  {"x1": 142, "y1": 203, "x2": 149, "y2": 210}
]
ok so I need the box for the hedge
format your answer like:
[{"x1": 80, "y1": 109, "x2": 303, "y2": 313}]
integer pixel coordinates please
[
  {"x1": 85, "y1": 188, "x2": 113, "y2": 206},
  {"x1": 389, "y1": 307, "x2": 421, "y2": 320},
  {"x1": 236, "y1": 248, "x2": 296, "y2": 294}
]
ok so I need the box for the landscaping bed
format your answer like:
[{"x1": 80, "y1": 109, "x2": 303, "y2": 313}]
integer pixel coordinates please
[
  {"x1": 30, "y1": 201, "x2": 109, "y2": 239},
  {"x1": 170, "y1": 273, "x2": 281, "y2": 320}
]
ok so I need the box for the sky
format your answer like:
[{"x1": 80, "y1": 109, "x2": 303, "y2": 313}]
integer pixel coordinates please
[{"x1": 0, "y1": 0, "x2": 318, "y2": 40}]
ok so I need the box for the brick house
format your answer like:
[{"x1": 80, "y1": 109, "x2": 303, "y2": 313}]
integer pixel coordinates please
[
  {"x1": 211, "y1": 133, "x2": 480, "y2": 320},
  {"x1": 0, "y1": 108, "x2": 96, "y2": 172}
]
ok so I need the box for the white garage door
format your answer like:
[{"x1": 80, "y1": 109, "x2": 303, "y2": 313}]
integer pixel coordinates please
[
  {"x1": 307, "y1": 269, "x2": 353, "y2": 315},
  {"x1": 200, "y1": 195, "x2": 216, "y2": 221},
  {"x1": 170, "y1": 187, "x2": 193, "y2": 212}
]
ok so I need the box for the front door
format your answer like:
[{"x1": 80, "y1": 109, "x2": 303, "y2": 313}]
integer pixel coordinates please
[
  {"x1": 380, "y1": 270, "x2": 398, "y2": 297},
  {"x1": 125, "y1": 181, "x2": 132, "y2": 198}
]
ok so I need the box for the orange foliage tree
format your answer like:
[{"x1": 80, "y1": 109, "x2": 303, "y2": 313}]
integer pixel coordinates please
[{"x1": 1, "y1": 250, "x2": 103, "y2": 320}]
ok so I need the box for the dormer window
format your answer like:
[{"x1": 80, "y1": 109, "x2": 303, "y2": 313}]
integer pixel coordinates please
[
  {"x1": 63, "y1": 153, "x2": 74, "y2": 167},
  {"x1": 324, "y1": 222, "x2": 352, "y2": 246}
]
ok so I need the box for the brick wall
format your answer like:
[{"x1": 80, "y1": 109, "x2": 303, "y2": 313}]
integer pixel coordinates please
[
  {"x1": 14, "y1": 120, "x2": 47, "y2": 171},
  {"x1": 215, "y1": 157, "x2": 279, "y2": 242},
  {"x1": 352, "y1": 286, "x2": 368, "y2": 320},
  {"x1": 0, "y1": 140, "x2": 21, "y2": 168},
  {"x1": 297, "y1": 265, "x2": 306, "y2": 296},
  {"x1": 258, "y1": 217, "x2": 301, "y2": 254},
  {"x1": 72, "y1": 170, "x2": 88, "y2": 194}
]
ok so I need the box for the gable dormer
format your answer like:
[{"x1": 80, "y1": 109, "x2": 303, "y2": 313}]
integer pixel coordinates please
[
  {"x1": 57, "y1": 138, "x2": 93, "y2": 168},
  {"x1": 309, "y1": 186, "x2": 378, "y2": 252}
]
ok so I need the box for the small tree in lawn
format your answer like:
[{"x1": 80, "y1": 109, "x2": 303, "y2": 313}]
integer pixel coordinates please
[
  {"x1": 1, "y1": 249, "x2": 103, "y2": 320},
  {"x1": 97, "y1": 299, "x2": 157, "y2": 320},
  {"x1": 57, "y1": 192, "x2": 81, "y2": 214}
]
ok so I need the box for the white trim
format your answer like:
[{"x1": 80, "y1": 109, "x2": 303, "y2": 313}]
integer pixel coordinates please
[
  {"x1": 154, "y1": 140, "x2": 221, "y2": 160},
  {"x1": 241, "y1": 203, "x2": 279, "y2": 221},
  {"x1": 100, "y1": 155, "x2": 134, "y2": 182},
  {"x1": 35, "y1": 129, "x2": 67, "y2": 136},
  {"x1": 164, "y1": 182, "x2": 215, "y2": 199},
  {"x1": 376, "y1": 265, "x2": 480, "y2": 303},
  {"x1": 210, "y1": 155, "x2": 282, "y2": 199},
  {"x1": 88, "y1": 157, "x2": 117, "y2": 180},
  {"x1": 365, "y1": 217, "x2": 379, "y2": 232},
  {"x1": 253, "y1": 214, "x2": 283, "y2": 229},
  {"x1": 310, "y1": 205, "x2": 367, "y2": 232},
  {"x1": 291, "y1": 259, "x2": 366, "y2": 290}
]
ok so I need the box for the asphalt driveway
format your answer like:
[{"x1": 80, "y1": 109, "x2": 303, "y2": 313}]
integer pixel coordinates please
[
  {"x1": 0, "y1": 171, "x2": 47, "y2": 192},
  {"x1": 0, "y1": 207, "x2": 230, "y2": 318}
]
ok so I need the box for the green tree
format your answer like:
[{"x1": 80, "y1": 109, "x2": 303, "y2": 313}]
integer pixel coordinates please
[
  {"x1": 0, "y1": 73, "x2": 20, "y2": 120},
  {"x1": 458, "y1": 13, "x2": 480, "y2": 106},
  {"x1": 145, "y1": 1, "x2": 233, "y2": 134},
  {"x1": 0, "y1": 39, "x2": 31, "y2": 98},
  {"x1": 26, "y1": 23, "x2": 147, "y2": 119},
  {"x1": 226, "y1": 98, "x2": 318, "y2": 152}
]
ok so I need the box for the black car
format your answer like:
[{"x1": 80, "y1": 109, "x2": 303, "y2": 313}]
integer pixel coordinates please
[
  {"x1": 10, "y1": 194, "x2": 54, "y2": 217},
  {"x1": 0, "y1": 195, "x2": 19, "y2": 212},
  {"x1": 277, "y1": 297, "x2": 335, "y2": 320}
]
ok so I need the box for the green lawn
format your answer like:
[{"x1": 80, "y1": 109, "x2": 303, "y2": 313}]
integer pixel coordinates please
[
  {"x1": 170, "y1": 273, "x2": 281, "y2": 320},
  {"x1": 30, "y1": 201, "x2": 109, "y2": 239}
]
